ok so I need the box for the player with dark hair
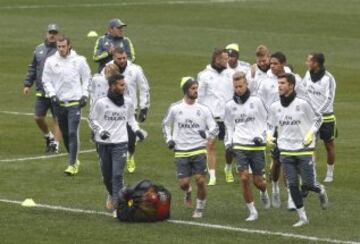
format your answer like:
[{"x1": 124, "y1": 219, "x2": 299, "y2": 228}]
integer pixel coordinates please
[
  {"x1": 162, "y1": 76, "x2": 218, "y2": 218},
  {"x1": 267, "y1": 73, "x2": 328, "y2": 227}
]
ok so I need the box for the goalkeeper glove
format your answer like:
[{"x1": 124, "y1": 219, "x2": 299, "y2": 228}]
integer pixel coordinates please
[{"x1": 303, "y1": 130, "x2": 314, "y2": 146}]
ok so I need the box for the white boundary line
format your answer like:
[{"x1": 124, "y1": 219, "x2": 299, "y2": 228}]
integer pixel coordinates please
[
  {"x1": 0, "y1": 198, "x2": 358, "y2": 244},
  {"x1": 0, "y1": 110, "x2": 88, "y2": 121},
  {"x1": 0, "y1": 0, "x2": 267, "y2": 10},
  {"x1": 0, "y1": 149, "x2": 96, "y2": 163}
]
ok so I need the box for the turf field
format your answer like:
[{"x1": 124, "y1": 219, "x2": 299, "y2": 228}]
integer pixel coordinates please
[{"x1": 0, "y1": 0, "x2": 360, "y2": 243}]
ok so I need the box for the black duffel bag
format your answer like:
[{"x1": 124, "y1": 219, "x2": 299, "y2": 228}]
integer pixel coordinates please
[{"x1": 116, "y1": 179, "x2": 171, "y2": 222}]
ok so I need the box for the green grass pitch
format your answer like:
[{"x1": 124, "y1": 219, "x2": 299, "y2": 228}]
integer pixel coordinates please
[{"x1": 0, "y1": 0, "x2": 359, "y2": 243}]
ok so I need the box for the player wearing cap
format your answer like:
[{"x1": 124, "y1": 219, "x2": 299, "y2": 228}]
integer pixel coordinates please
[
  {"x1": 93, "y1": 18, "x2": 135, "y2": 73},
  {"x1": 42, "y1": 35, "x2": 91, "y2": 176},
  {"x1": 197, "y1": 48, "x2": 233, "y2": 185},
  {"x1": 105, "y1": 47, "x2": 150, "y2": 173},
  {"x1": 23, "y1": 23, "x2": 62, "y2": 153},
  {"x1": 162, "y1": 77, "x2": 218, "y2": 218},
  {"x1": 89, "y1": 74, "x2": 145, "y2": 217},
  {"x1": 224, "y1": 72, "x2": 270, "y2": 221},
  {"x1": 303, "y1": 52, "x2": 337, "y2": 183},
  {"x1": 267, "y1": 73, "x2": 328, "y2": 227},
  {"x1": 226, "y1": 43, "x2": 251, "y2": 74}
]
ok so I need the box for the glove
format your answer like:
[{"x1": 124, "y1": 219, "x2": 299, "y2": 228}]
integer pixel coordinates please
[
  {"x1": 217, "y1": 121, "x2": 225, "y2": 140},
  {"x1": 100, "y1": 130, "x2": 110, "y2": 140},
  {"x1": 167, "y1": 140, "x2": 175, "y2": 150},
  {"x1": 138, "y1": 108, "x2": 148, "y2": 123},
  {"x1": 198, "y1": 130, "x2": 206, "y2": 139},
  {"x1": 135, "y1": 130, "x2": 145, "y2": 142},
  {"x1": 266, "y1": 132, "x2": 276, "y2": 148},
  {"x1": 79, "y1": 96, "x2": 88, "y2": 108},
  {"x1": 50, "y1": 96, "x2": 60, "y2": 107},
  {"x1": 303, "y1": 130, "x2": 314, "y2": 146},
  {"x1": 253, "y1": 137, "x2": 263, "y2": 146}
]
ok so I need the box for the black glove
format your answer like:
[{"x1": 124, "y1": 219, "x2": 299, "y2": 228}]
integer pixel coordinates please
[
  {"x1": 138, "y1": 108, "x2": 148, "y2": 123},
  {"x1": 100, "y1": 130, "x2": 110, "y2": 140},
  {"x1": 198, "y1": 130, "x2": 206, "y2": 139},
  {"x1": 135, "y1": 130, "x2": 145, "y2": 141},
  {"x1": 217, "y1": 121, "x2": 225, "y2": 141},
  {"x1": 50, "y1": 96, "x2": 60, "y2": 107},
  {"x1": 253, "y1": 137, "x2": 263, "y2": 146},
  {"x1": 79, "y1": 96, "x2": 88, "y2": 108},
  {"x1": 167, "y1": 140, "x2": 175, "y2": 150}
]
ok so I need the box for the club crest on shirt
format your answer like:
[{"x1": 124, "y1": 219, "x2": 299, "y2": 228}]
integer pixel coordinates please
[
  {"x1": 296, "y1": 105, "x2": 300, "y2": 111},
  {"x1": 250, "y1": 103, "x2": 254, "y2": 109},
  {"x1": 196, "y1": 110, "x2": 201, "y2": 116}
]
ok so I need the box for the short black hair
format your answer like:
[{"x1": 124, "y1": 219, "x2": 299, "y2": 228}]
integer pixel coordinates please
[
  {"x1": 278, "y1": 73, "x2": 296, "y2": 86},
  {"x1": 108, "y1": 73, "x2": 125, "y2": 86},
  {"x1": 270, "y1": 51, "x2": 287, "y2": 64},
  {"x1": 310, "y1": 52, "x2": 325, "y2": 67}
]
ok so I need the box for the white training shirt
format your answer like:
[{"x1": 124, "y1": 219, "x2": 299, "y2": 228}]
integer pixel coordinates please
[
  {"x1": 197, "y1": 65, "x2": 234, "y2": 120},
  {"x1": 227, "y1": 60, "x2": 251, "y2": 74},
  {"x1": 105, "y1": 60, "x2": 150, "y2": 110},
  {"x1": 302, "y1": 70, "x2": 336, "y2": 115},
  {"x1": 224, "y1": 95, "x2": 267, "y2": 148},
  {"x1": 42, "y1": 50, "x2": 91, "y2": 101},
  {"x1": 162, "y1": 99, "x2": 218, "y2": 151},
  {"x1": 89, "y1": 96, "x2": 140, "y2": 144},
  {"x1": 89, "y1": 73, "x2": 108, "y2": 107},
  {"x1": 257, "y1": 69, "x2": 305, "y2": 109},
  {"x1": 268, "y1": 97, "x2": 322, "y2": 152}
]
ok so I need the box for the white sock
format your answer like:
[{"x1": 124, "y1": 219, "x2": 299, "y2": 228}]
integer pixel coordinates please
[
  {"x1": 196, "y1": 199, "x2": 206, "y2": 210},
  {"x1": 45, "y1": 132, "x2": 54, "y2": 139},
  {"x1": 246, "y1": 202, "x2": 257, "y2": 214},
  {"x1": 209, "y1": 169, "x2": 216, "y2": 178},
  {"x1": 261, "y1": 190, "x2": 269, "y2": 198},
  {"x1": 272, "y1": 181, "x2": 279, "y2": 194},
  {"x1": 186, "y1": 185, "x2": 192, "y2": 193},
  {"x1": 327, "y1": 164, "x2": 334, "y2": 175},
  {"x1": 296, "y1": 207, "x2": 307, "y2": 220},
  {"x1": 224, "y1": 164, "x2": 232, "y2": 171},
  {"x1": 287, "y1": 188, "x2": 292, "y2": 201}
]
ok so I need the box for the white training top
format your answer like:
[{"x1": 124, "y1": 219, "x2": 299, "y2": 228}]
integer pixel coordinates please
[
  {"x1": 302, "y1": 70, "x2": 336, "y2": 115},
  {"x1": 105, "y1": 60, "x2": 150, "y2": 110},
  {"x1": 197, "y1": 65, "x2": 234, "y2": 120},
  {"x1": 42, "y1": 50, "x2": 91, "y2": 101},
  {"x1": 162, "y1": 99, "x2": 218, "y2": 151},
  {"x1": 89, "y1": 73, "x2": 108, "y2": 107},
  {"x1": 89, "y1": 96, "x2": 140, "y2": 144},
  {"x1": 268, "y1": 97, "x2": 322, "y2": 151},
  {"x1": 224, "y1": 95, "x2": 267, "y2": 148}
]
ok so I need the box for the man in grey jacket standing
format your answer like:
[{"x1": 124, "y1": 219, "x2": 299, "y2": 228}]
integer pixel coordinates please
[
  {"x1": 42, "y1": 35, "x2": 91, "y2": 176},
  {"x1": 23, "y1": 23, "x2": 62, "y2": 153}
]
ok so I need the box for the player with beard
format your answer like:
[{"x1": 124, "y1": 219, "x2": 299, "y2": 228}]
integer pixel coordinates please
[
  {"x1": 197, "y1": 48, "x2": 234, "y2": 185},
  {"x1": 162, "y1": 77, "x2": 218, "y2": 218},
  {"x1": 89, "y1": 74, "x2": 145, "y2": 217},
  {"x1": 105, "y1": 47, "x2": 150, "y2": 173}
]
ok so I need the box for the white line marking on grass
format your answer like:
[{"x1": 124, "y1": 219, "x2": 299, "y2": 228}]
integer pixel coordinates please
[
  {"x1": 0, "y1": 110, "x2": 88, "y2": 121},
  {"x1": 0, "y1": 149, "x2": 96, "y2": 163},
  {"x1": 0, "y1": 198, "x2": 358, "y2": 244},
  {"x1": 0, "y1": 0, "x2": 267, "y2": 10}
]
